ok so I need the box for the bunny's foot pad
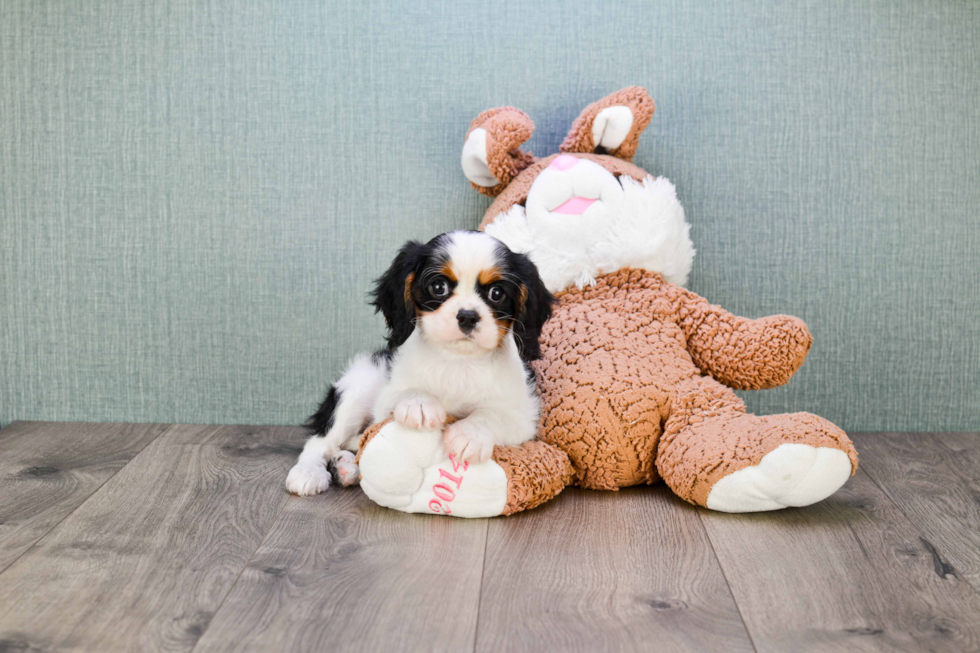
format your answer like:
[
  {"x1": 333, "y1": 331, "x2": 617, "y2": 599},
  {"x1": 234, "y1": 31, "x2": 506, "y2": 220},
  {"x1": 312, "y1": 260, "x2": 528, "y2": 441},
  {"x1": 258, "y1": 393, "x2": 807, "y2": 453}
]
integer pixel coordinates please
[{"x1": 357, "y1": 420, "x2": 573, "y2": 517}]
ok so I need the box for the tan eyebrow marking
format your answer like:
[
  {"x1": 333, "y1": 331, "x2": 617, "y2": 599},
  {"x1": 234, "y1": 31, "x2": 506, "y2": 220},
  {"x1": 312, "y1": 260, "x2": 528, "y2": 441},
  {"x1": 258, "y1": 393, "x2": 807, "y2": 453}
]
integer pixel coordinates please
[
  {"x1": 439, "y1": 263, "x2": 458, "y2": 282},
  {"x1": 478, "y1": 267, "x2": 502, "y2": 285}
]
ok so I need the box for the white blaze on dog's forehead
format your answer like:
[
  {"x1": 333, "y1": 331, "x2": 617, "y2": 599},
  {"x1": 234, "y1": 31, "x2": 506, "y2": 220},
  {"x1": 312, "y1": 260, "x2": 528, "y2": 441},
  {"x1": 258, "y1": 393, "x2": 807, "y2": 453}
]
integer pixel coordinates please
[{"x1": 442, "y1": 231, "x2": 501, "y2": 293}]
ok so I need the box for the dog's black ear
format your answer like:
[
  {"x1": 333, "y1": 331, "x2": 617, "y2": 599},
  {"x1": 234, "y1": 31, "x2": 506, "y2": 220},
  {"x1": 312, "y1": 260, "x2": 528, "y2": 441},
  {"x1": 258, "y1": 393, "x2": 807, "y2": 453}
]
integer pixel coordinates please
[
  {"x1": 511, "y1": 252, "x2": 555, "y2": 361},
  {"x1": 371, "y1": 240, "x2": 428, "y2": 349}
]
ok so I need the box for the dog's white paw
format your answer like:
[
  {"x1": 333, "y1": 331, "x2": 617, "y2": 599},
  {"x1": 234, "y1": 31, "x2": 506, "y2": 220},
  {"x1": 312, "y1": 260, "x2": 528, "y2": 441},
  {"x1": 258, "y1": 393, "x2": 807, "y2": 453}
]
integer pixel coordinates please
[
  {"x1": 394, "y1": 395, "x2": 446, "y2": 430},
  {"x1": 285, "y1": 460, "x2": 331, "y2": 496},
  {"x1": 443, "y1": 420, "x2": 495, "y2": 463},
  {"x1": 330, "y1": 450, "x2": 360, "y2": 487}
]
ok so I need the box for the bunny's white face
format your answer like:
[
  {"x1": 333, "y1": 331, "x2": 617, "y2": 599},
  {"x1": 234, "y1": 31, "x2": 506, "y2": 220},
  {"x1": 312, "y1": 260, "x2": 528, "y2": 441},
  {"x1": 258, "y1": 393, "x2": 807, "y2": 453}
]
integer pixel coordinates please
[
  {"x1": 522, "y1": 155, "x2": 624, "y2": 252},
  {"x1": 461, "y1": 88, "x2": 696, "y2": 294},
  {"x1": 485, "y1": 158, "x2": 695, "y2": 294}
]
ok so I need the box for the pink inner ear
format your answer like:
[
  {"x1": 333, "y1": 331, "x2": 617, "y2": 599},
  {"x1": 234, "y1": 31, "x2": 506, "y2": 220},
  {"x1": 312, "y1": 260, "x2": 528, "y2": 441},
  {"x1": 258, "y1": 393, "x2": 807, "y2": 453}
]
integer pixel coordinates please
[{"x1": 553, "y1": 197, "x2": 597, "y2": 215}]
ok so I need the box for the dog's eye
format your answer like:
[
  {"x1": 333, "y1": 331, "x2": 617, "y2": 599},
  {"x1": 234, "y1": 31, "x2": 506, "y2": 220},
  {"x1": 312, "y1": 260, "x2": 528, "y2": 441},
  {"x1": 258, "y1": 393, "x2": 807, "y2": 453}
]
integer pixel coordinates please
[
  {"x1": 488, "y1": 285, "x2": 505, "y2": 303},
  {"x1": 429, "y1": 278, "x2": 450, "y2": 298}
]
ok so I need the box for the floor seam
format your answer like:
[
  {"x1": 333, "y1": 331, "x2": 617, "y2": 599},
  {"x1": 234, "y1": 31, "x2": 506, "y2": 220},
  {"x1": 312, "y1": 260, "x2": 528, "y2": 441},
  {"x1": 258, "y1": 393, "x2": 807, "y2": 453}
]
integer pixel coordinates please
[
  {"x1": 0, "y1": 422, "x2": 172, "y2": 578},
  {"x1": 471, "y1": 518, "x2": 491, "y2": 653},
  {"x1": 697, "y1": 509, "x2": 760, "y2": 653}
]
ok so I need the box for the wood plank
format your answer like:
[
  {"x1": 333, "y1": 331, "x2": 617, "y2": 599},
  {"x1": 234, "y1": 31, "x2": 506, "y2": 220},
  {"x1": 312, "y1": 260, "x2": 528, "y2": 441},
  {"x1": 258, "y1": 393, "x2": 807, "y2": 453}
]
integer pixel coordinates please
[
  {"x1": 475, "y1": 486, "x2": 755, "y2": 653},
  {"x1": 854, "y1": 432, "x2": 980, "y2": 594},
  {"x1": 0, "y1": 424, "x2": 300, "y2": 653},
  {"x1": 193, "y1": 490, "x2": 489, "y2": 653},
  {"x1": 700, "y1": 468, "x2": 980, "y2": 653},
  {"x1": 0, "y1": 421, "x2": 167, "y2": 572}
]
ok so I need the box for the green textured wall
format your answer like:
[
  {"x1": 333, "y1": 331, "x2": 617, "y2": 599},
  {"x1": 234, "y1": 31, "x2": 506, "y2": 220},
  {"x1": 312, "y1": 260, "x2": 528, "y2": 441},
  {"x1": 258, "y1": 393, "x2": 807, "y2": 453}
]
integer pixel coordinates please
[{"x1": 2, "y1": 0, "x2": 978, "y2": 430}]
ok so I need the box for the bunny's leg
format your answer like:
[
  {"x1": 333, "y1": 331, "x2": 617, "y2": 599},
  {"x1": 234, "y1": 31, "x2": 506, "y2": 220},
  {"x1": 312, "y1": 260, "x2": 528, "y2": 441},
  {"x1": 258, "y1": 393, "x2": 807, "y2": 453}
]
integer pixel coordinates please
[{"x1": 657, "y1": 377, "x2": 857, "y2": 512}]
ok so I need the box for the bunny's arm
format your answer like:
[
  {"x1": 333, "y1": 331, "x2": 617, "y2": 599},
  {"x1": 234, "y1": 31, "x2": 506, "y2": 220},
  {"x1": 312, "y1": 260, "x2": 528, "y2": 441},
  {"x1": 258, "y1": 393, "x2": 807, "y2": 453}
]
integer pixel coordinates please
[{"x1": 671, "y1": 286, "x2": 812, "y2": 390}]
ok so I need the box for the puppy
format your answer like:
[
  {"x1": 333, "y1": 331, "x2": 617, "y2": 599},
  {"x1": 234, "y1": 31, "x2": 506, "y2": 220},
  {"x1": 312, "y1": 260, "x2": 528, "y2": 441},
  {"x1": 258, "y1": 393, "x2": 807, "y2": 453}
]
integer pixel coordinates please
[{"x1": 286, "y1": 230, "x2": 554, "y2": 496}]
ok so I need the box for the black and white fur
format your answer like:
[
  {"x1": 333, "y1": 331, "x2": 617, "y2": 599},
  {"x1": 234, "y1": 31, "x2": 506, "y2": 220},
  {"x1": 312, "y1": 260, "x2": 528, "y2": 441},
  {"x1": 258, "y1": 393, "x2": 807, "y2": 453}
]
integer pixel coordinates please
[{"x1": 286, "y1": 230, "x2": 554, "y2": 496}]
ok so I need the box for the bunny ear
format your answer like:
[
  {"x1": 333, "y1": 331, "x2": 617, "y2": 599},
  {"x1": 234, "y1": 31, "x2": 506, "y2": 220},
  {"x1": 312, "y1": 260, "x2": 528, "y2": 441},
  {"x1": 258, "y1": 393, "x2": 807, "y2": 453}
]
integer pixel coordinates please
[
  {"x1": 560, "y1": 87, "x2": 655, "y2": 162},
  {"x1": 462, "y1": 107, "x2": 535, "y2": 197}
]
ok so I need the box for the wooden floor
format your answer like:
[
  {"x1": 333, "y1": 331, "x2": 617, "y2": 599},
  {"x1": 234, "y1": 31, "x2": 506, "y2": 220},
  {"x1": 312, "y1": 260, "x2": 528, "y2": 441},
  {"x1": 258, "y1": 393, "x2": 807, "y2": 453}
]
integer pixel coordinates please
[{"x1": 1, "y1": 424, "x2": 979, "y2": 653}]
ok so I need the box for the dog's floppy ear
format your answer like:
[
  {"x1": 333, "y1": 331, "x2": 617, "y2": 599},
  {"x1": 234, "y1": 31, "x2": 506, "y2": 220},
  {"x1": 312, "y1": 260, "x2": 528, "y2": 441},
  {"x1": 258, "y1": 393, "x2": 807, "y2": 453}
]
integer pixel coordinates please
[
  {"x1": 462, "y1": 107, "x2": 535, "y2": 198},
  {"x1": 371, "y1": 241, "x2": 428, "y2": 349},
  {"x1": 560, "y1": 86, "x2": 655, "y2": 162},
  {"x1": 509, "y1": 252, "x2": 555, "y2": 361}
]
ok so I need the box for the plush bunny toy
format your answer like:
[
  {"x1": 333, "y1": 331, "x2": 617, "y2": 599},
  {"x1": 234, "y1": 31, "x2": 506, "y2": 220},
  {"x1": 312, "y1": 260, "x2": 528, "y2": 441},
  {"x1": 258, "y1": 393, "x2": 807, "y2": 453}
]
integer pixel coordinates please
[{"x1": 355, "y1": 87, "x2": 857, "y2": 517}]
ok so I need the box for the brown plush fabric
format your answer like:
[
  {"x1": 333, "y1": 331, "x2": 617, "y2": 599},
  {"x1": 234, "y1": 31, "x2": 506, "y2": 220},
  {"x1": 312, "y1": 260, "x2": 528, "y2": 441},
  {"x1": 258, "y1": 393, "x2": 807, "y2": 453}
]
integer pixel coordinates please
[
  {"x1": 477, "y1": 153, "x2": 650, "y2": 230},
  {"x1": 466, "y1": 107, "x2": 536, "y2": 197},
  {"x1": 532, "y1": 268, "x2": 857, "y2": 493},
  {"x1": 671, "y1": 285, "x2": 814, "y2": 390},
  {"x1": 560, "y1": 86, "x2": 656, "y2": 162},
  {"x1": 493, "y1": 440, "x2": 575, "y2": 516}
]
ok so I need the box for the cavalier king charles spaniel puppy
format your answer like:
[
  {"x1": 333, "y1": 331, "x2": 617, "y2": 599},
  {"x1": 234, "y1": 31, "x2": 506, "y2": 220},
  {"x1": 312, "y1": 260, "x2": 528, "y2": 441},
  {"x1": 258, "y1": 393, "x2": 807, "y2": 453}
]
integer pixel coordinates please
[{"x1": 286, "y1": 230, "x2": 554, "y2": 496}]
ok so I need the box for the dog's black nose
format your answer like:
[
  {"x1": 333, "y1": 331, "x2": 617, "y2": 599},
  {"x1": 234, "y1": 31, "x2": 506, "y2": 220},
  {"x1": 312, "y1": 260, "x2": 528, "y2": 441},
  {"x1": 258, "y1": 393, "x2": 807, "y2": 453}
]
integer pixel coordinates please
[{"x1": 456, "y1": 309, "x2": 480, "y2": 334}]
